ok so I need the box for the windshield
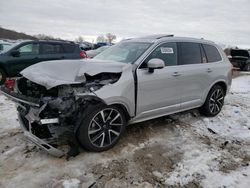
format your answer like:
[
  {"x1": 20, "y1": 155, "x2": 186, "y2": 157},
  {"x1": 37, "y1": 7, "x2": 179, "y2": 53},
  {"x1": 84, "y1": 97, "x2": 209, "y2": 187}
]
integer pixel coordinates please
[
  {"x1": 96, "y1": 46, "x2": 110, "y2": 53},
  {"x1": 0, "y1": 42, "x2": 19, "y2": 54},
  {"x1": 94, "y1": 42, "x2": 152, "y2": 63}
]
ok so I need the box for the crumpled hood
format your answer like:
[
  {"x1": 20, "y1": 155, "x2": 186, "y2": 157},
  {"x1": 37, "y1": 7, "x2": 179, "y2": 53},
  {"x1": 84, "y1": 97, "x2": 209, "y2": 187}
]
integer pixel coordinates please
[{"x1": 21, "y1": 59, "x2": 127, "y2": 89}]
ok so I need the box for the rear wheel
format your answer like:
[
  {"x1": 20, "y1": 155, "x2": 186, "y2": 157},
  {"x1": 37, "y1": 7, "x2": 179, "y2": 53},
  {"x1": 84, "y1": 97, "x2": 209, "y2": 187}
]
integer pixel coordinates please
[
  {"x1": 0, "y1": 68, "x2": 6, "y2": 85},
  {"x1": 200, "y1": 85, "x2": 225, "y2": 117},
  {"x1": 77, "y1": 104, "x2": 126, "y2": 152}
]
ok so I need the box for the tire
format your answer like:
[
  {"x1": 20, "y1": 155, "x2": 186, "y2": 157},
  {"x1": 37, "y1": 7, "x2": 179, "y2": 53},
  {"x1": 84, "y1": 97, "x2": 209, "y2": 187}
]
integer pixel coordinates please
[
  {"x1": 76, "y1": 104, "x2": 126, "y2": 152},
  {"x1": 200, "y1": 85, "x2": 225, "y2": 117},
  {"x1": 0, "y1": 68, "x2": 6, "y2": 85}
]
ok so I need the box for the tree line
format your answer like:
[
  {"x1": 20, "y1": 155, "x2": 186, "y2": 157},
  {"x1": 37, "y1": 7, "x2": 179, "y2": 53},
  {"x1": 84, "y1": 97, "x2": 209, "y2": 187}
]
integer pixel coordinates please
[{"x1": 75, "y1": 33, "x2": 116, "y2": 44}]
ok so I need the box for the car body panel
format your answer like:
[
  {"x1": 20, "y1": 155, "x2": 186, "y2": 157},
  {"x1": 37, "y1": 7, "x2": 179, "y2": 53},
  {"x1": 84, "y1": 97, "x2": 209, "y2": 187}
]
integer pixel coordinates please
[
  {"x1": 93, "y1": 64, "x2": 135, "y2": 117},
  {"x1": 135, "y1": 66, "x2": 181, "y2": 121}
]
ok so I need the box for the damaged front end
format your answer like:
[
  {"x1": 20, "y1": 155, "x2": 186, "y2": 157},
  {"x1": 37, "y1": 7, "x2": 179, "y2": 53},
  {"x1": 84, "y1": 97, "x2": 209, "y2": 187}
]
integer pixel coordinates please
[{"x1": 0, "y1": 72, "x2": 121, "y2": 157}]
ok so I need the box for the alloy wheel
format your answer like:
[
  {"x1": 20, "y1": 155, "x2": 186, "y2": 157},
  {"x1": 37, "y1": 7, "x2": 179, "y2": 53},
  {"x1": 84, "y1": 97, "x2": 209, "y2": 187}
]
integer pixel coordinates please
[
  {"x1": 88, "y1": 108, "x2": 123, "y2": 148},
  {"x1": 209, "y1": 89, "x2": 224, "y2": 114}
]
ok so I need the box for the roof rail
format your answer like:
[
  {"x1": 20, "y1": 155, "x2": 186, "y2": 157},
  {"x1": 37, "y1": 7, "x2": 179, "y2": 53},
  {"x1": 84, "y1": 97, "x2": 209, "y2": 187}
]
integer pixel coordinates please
[
  {"x1": 138, "y1": 34, "x2": 174, "y2": 40},
  {"x1": 156, "y1": 34, "x2": 174, "y2": 39}
]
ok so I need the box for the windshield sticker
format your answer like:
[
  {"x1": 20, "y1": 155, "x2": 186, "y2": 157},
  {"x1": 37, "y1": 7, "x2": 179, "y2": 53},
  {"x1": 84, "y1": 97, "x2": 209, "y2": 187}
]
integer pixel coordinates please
[{"x1": 161, "y1": 47, "x2": 174, "y2": 54}]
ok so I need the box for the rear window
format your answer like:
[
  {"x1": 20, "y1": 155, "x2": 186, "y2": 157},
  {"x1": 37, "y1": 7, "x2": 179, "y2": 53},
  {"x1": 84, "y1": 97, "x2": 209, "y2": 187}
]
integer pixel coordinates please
[
  {"x1": 203, "y1": 44, "x2": 222, "y2": 62},
  {"x1": 41, "y1": 43, "x2": 64, "y2": 54},
  {"x1": 178, "y1": 42, "x2": 202, "y2": 65},
  {"x1": 63, "y1": 43, "x2": 76, "y2": 53}
]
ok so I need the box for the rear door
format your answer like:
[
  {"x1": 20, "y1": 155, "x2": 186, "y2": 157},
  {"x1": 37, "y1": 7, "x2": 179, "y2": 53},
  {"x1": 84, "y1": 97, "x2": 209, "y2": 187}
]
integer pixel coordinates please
[
  {"x1": 8, "y1": 42, "x2": 41, "y2": 76},
  {"x1": 39, "y1": 42, "x2": 65, "y2": 62},
  {"x1": 177, "y1": 42, "x2": 211, "y2": 110},
  {"x1": 136, "y1": 42, "x2": 182, "y2": 120},
  {"x1": 202, "y1": 43, "x2": 224, "y2": 89}
]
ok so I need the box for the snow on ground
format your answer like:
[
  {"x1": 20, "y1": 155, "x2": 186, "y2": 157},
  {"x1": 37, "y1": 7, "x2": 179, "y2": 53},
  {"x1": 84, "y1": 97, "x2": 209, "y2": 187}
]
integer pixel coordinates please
[
  {"x1": 0, "y1": 72, "x2": 250, "y2": 188},
  {"x1": 0, "y1": 95, "x2": 18, "y2": 131}
]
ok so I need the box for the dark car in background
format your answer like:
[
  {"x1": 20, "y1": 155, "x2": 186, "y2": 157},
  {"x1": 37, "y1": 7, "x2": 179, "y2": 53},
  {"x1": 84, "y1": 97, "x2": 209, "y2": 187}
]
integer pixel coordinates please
[
  {"x1": 0, "y1": 40, "x2": 86, "y2": 84},
  {"x1": 228, "y1": 49, "x2": 250, "y2": 71},
  {"x1": 79, "y1": 41, "x2": 94, "y2": 51}
]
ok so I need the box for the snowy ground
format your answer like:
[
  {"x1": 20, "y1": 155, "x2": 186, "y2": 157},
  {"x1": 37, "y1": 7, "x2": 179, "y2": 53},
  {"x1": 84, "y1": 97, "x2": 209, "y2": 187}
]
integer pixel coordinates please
[{"x1": 0, "y1": 72, "x2": 250, "y2": 188}]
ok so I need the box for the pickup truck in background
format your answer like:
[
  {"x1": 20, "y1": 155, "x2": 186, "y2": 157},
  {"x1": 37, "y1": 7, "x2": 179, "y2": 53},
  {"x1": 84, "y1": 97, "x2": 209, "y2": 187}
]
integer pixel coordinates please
[{"x1": 228, "y1": 49, "x2": 250, "y2": 71}]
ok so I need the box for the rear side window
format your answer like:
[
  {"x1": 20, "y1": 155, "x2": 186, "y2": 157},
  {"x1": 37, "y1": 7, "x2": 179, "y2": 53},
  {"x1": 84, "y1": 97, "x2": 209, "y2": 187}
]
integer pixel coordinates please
[
  {"x1": 178, "y1": 42, "x2": 201, "y2": 65},
  {"x1": 203, "y1": 44, "x2": 222, "y2": 62},
  {"x1": 41, "y1": 43, "x2": 64, "y2": 54},
  {"x1": 63, "y1": 44, "x2": 76, "y2": 53},
  {"x1": 145, "y1": 42, "x2": 177, "y2": 66}
]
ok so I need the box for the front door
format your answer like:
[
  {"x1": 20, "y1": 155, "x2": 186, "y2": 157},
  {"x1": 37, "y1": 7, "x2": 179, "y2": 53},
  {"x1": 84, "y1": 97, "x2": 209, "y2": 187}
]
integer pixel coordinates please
[
  {"x1": 136, "y1": 42, "x2": 182, "y2": 121},
  {"x1": 8, "y1": 42, "x2": 41, "y2": 76}
]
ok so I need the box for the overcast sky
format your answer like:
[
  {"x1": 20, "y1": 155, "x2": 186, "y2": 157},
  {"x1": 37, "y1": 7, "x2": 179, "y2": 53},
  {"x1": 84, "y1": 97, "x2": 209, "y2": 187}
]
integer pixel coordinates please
[{"x1": 0, "y1": 0, "x2": 249, "y2": 48}]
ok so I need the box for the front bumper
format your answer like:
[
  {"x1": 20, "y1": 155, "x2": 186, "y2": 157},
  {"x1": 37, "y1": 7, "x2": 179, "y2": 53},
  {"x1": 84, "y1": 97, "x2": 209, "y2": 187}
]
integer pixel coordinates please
[
  {"x1": 0, "y1": 86, "x2": 65, "y2": 157},
  {"x1": 18, "y1": 114, "x2": 65, "y2": 157}
]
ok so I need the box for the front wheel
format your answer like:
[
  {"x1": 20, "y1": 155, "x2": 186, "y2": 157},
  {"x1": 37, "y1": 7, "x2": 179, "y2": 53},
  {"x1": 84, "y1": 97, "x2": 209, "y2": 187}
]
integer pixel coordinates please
[
  {"x1": 200, "y1": 85, "x2": 225, "y2": 117},
  {"x1": 77, "y1": 104, "x2": 126, "y2": 152}
]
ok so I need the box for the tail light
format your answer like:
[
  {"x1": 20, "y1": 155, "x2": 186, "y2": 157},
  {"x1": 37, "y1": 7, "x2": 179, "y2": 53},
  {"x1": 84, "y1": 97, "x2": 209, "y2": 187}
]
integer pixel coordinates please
[
  {"x1": 4, "y1": 78, "x2": 15, "y2": 91},
  {"x1": 80, "y1": 51, "x2": 87, "y2": 58}
]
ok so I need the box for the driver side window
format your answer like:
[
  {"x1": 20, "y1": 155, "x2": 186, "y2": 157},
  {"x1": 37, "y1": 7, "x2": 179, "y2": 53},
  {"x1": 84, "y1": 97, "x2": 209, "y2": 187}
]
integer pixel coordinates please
[{"x1": 141, "y1": 42, "x2": 177, "y2": 68}]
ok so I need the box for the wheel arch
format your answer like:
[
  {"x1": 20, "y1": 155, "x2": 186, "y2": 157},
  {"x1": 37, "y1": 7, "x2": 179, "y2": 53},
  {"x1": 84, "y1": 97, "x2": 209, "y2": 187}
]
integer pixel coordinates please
[
  {"x1": 74, "y1": 95, "x2": 131, "y2": 132},
  {"x1": 213, "y1": 81, "x2": 227, "y2": 95},
  {"x1": 111, "y1": 103, "x2": 131, "y2": 122},
  {"x1": 202, "y1": 80, "x2": 228, "y2": 104}
]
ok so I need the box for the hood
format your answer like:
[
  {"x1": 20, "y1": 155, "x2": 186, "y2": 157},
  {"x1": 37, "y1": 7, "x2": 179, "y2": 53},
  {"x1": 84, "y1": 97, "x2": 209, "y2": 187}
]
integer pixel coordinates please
[{"x1": 21, "y1": 59, "x2": 127, "y2": 89}]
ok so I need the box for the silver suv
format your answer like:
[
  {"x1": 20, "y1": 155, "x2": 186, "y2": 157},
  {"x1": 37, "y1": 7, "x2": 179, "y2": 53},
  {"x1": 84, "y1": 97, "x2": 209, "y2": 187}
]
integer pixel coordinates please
[{"x1": 0, "y1": 35, "x2": 232, "y2": 157}]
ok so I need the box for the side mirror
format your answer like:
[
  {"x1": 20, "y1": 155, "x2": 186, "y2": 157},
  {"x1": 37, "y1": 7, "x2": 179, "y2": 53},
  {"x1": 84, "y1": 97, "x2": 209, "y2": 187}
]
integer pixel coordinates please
[
  {"x1": 147, "y1": 58, "x2": 165, "y2": 73},
  {"x1": 10, "y1": 50, "x2": 20, "y2": 57}
]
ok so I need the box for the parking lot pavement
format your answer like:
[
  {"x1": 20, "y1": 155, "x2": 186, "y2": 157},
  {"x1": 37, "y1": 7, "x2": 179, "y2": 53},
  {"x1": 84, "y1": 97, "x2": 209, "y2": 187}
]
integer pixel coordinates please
[{"x1": 0, "y1": 72, "x2": 250, "y2": 188}]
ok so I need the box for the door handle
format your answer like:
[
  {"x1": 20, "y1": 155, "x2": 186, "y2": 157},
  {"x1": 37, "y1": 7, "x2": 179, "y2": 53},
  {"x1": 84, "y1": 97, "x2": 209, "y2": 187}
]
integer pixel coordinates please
[
  {"x1": 207, "y1": 68, "x2": 213, "y2": 73},
  {"x1": 172, "y1": 72, "x2": 181, "y2": 77},
  {"x1": 61, "y1": 56, "x2": 65, "y2": 59}
]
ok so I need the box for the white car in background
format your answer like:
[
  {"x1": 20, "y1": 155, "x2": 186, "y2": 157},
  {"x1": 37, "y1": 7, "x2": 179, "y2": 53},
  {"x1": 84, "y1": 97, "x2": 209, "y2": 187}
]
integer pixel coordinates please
[{"x1": 86, "y1": 45, "x2": 110, "y2": 58}]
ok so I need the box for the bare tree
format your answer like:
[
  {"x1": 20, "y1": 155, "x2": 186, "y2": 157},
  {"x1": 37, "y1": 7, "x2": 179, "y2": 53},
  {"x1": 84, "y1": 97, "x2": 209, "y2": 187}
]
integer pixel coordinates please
[
  {"x1": 106, "y1": 33, "x2": 116, "y2": 44},
  {"x1": 75, "y1": 36, "x2": 84, "y2": 43},
  {"x1": 96, "y1": 35, "x2": 106, "y2": 43},
  {"x1": 34, "y1": 34, "x2": 55, "y2": 40}
]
